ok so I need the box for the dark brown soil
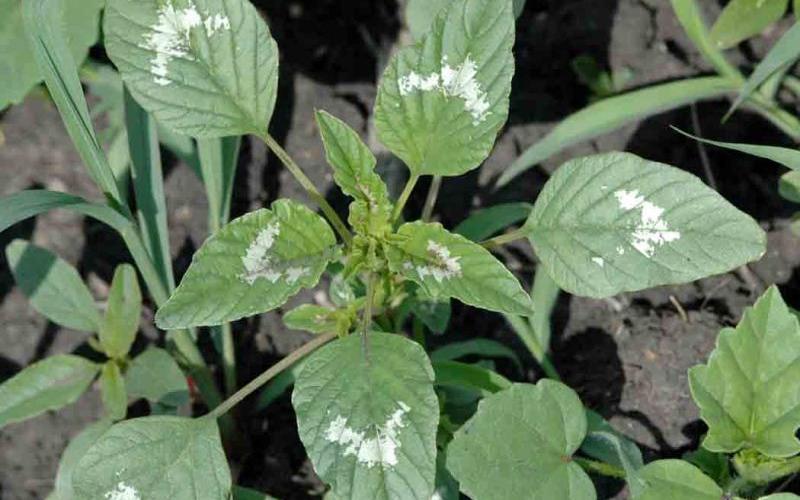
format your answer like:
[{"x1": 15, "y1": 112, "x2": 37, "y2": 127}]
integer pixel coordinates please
[{"x1": 2, "y1": 0, "x2": 800, "y2": 499}]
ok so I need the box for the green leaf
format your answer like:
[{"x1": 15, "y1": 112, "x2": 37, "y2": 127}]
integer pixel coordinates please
[
  {"x1": 125, "y1": 347, "x2": 189, "y2": 408},
  {"x1": 409, "y1": 288, "x2": 451, "y2": 334},
  {"x1": 0, "y1": 191, "x2": 130, "y2": 235},
  {"x1": 292, "y1": 332, "x2": 438, "y2": 500},
  {"x1": 430, "y1": 339, "x2": 522, "y2": 372},
  {"x1": 0, "y1": 0, "x2": 103, "y2": 109},
  {"x1": 582, "y1": 410, "x2": 645, "y2": 494},
  {"x1": 73, "y1": 416, "x2": 231, "y2": 499},
  {"x1": 689, "y1": 286, "x2": 800, "y2": 457},
  {"x1": 156, "y1": 200, "x2": 337, "y2": 328},
  {"x1": 198, "y1": 135, "x2": 243, "y2": 227},
  {"x1": 497, "y1": 77, "x2": 737, "y2": 186},
  {"x1": 375, "y1": 0, "x2": 515, "y2": 177},
  {"x1": 6, "y1": 240, "x2": 101, "y2": 332},
  {"x1": 386, "y1": 221, "x2": 533, "y2": 315},
  {"x1": 530, "y1": 267, "x2": 560, "y2": 355},
  {"x1": 316, "y1": 110, "x2": 390, "y2": 208},
  {"x1": 779, "y1": 171, "x2": 800, "y2": 203},
  {"x1": 729, "y1": 22, "x2": 800, "y2": 116},
  {"x1": 284, "y1": 304, "x2": 340, "y2": 334},
  {"x1": 432, "y1": 360, "x2": 512, "y2": 396},
  {"x1": 53, "y1": 419, "x2": 112, "y2": 500},
  {"x1": 760, "y1": 495, "x2": 800, "y2": 500},
  {"x1": 0, "y1": 355, "x2": 99, "y2": 428},
  {"x1": 710, "y1": 0, "x2": 789, "y2": 49},
  {"x1": 405, "y1": 0, "x2": 525, "y2": 40},
  {"x1": 99, "y1": 264, "x2": 142, "y2": 359},
  {"x1": 523, "y1": 152, "x2": 766, "y2": 298},
  {"x1": 454, "y1": 202, "x2": 533, "y2": 242},
  {"x1": 447, "y1": 381, "x2": 595, "y2": 500},
  {"x1": 104, "y1": 0, "x2": 279, "y2": 137},
  {"x1": 632, "y1": 459, "x2": 722, "y2": 500},
  {"x1": 232, "y1": 486, "x2": 278, "y2": 500},
  {"x1": 672, "y1": 127, "x2": 800, "y2": 171},
  {"x1": 683, "y1": 447, "x2": 731, "y2": 486},
  {"x1": 99, "y1": 362, "x2": 127, "y2": 421}
]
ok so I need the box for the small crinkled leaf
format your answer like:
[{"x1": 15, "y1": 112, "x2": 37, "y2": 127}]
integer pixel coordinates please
[
  {"x1": 73, "y1": 416, "x2": 231, "y2": 500},
  {"x1": 710, "y1": 0, "x2": 789, "y2": 49},
  {"x1": 284, "y1": 304, "x2": 339, "y2": 334},
  {"x1": 53, "y1": 419, "x2": 112, "y2": 500},
  {"x1": 375, "y1": 0, "x2": 515, "y2": 177},
  {"x1": 780, "y1": 171, "x2": 800, "y2": 203},
  {"x1": 316, "y1": 111, "x2": 390, "y2": 208},
  {"x1": 6, "y1": 239, "x2": 101, "y2": 332},
  {"x1": 386, "y1": 222, "x2": 533, "y2": 315},
  {"x1": 689, "y1": 286, "x2": 800, "y2": 457},
  {"x1": 104, "y1": 0, "x2": 279, "y2": 137},
  {"x1": 524, "y1": 152, "x2": 766, "y2": 298},
  {"x1": 447, "y1": 381, "x2": 595, "y2": 500},
  {"x1": 0, "y1": 355, "x2": 99, "y2": 428},
  {"x1": 156, "y1": 200, "x2": 337, "y2": 328},
  {"x1": 125, "y1": 347, "x2": 189, "y2": 408},
  {"x1": 99, "y1": 264, "x2": 141, "y2": 359},
  {"x1": 99, "y1": 362, "x2": 127, "y2": 421},
  {"x1": 292, "y1": 332, "x2": 438, "y2": 500},
  {"x1": 633, "y1": 459, "x2": 722, "y2": 500}
]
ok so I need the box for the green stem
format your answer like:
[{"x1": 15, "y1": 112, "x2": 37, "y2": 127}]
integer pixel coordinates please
[
  {"x1": 481, "y1": 228, "x2": 528, "y2": 249},
  {"x1": 783, "y1": 75, "x2": 800, "y2": 99},
  {"x1": 262, "y1": 134, "x2": 352, "y2": 246},
  {"x1": 392, "y1": 174, "x2": 420, "y2": 222},
  {"x1": 218, "y1": 323, "x2": 237, "y2": 396},
  {"x1": 421, "y1": 175, "x2": 442, "y2": 221},
  {"x1": 573, "y1": 457, "x2": 627, "y2": 479},
  {"x1": 208, "y1": 332, "x2": 337, "y2": 420}
]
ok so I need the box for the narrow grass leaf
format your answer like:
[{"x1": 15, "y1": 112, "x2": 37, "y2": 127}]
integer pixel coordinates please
[
  {"x1": 710, "y1": 0, "x2": 789, "y2": 50},
  {"x1": 198, "y1": 135, "x2": 243, "y2": 228},
  {"x1": 530, "y1": 266, "x2": 560, "y2": 354},
  {"x1": 673, "y1": 126, "x2": 800, "y2": 171},
  {"x1": 430, "y1": 339, "x2": 522, "y2": 372}
]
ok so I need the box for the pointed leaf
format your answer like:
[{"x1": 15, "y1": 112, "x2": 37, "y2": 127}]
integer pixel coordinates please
[
  {"x1": 583, "y1": 410, "x2": 645, "y2": 494},
  {"x1": 523, "y1": 152, "x2": 766, "y2": 298},
  {"x1": 125, "y1": 347, "x2": 189, "y2": 408},
  {"x1": 710, "y1": 0, "x2": 789, "y2": 50},
  {"x1": 779, "y1": 171, "x2": 800, "y2": 203},
  {"x1": 6, "y1": 239, "x2": 101, "y2": 332},
  {"x1": 409, "y1": 288, "x2": 451, "y2": 334},
  {"x1": 104, "y1": 0, "x2": 279, "y2": 137},
  {"x1": 293, "y1": 332, "x2": 438, "y2": 500},
  {"x1": 632, "y1": 460, "x2": 722, "y2": 500},
  {"x1": 386, "y1": 222, "x2": 533, "y2": 315},
  {"x1": 156, "y1": 200, "x2": 337, "y2": 328},
  {"x1": 689, "y1": 286, "x2": 800, "y2": 457},
  {"x1": 99, "y1": 362, "x2": 127, "y2": 421},
  {"x1": 673, "y1": 127, "x2": 800, "y2": 171},
  {"x1": 375, "y1": 0, "x2": 515, "y2": 176},
  {"x1": 430, "y1": 339, "x2": 522, "y2": 372},
  {"x1": 73, "y1": 416, "x2": 231, "y2": 499},
  {"x1": 0, "y1": 355, "x2": 99, "y2": 428},
  {"x1": 99, "y1": 264, "x2": 142, "y2": 359},
  {"x1": 447, "y1": 381, "x2": 595, "y2": 500}
]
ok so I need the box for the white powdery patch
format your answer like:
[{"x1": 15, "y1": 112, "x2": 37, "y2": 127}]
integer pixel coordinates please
[
  {"x1": 240, "y1": 223, "x2": 282, "y2": 284},
  {"x1": 416, "y1": 240, "x2": 462, "y2": 283},
  {"x1": 104, "y1": 482, "x2": 140, "y2": 500},
  {"x1": 398, "y1": 55, "x2": 491, "y2": 125},
  {"x1": 614, "y1": 189, "x2": 681, "y2": 258},
  {"x1": 324, "y1": 402, "x2": 411, "y2": 468},
  {"x1": 139, "y1": 4, "x2": 230, "y2": 86},
  {"x1": 591, "y1": 257, "x2": 605, "y2": 268},
  {"x1": 285, "y1": 266, "x2": 310, "y2": 284}
]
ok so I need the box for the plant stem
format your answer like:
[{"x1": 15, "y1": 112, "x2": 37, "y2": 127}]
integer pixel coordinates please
[
  {"x1": 481, "y1": 228, "x2": 528, "y2": 249},
  {"x1": 262, "y1": 134, "x2": 353, "y2": 246},
  {"x1": 421, "y1": 175, "x2": 442, "y2": 221},
  {"x1": 783, "y1": 75, "x2": 800, "y2": 99},
  {"x1": 573, "y1": 457, "x2": 627, "y2": 479},
  {"x1": 208, "y1": 332, "x2": 337, "y2": 420},
  {"x1": 393, "y1": 174, "x2": 420, "y2": 222},
  {"x1": 218, "y1": 323, "x2": 237, "y2": 396}
]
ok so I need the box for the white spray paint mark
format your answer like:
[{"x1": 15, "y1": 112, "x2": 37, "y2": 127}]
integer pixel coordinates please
[
  {"x1": 241, "y1": 222, "x2": 281, "y2": 284},
  {"x1": 285, "y1": 267, "x2": 310, "y2": 284},
  {"x1": 104, "y1": 482, "x2": 140, "y2": 500},
  {"x1": 616, "y1": 246, "x2": 626, "y2": 255},
  {"x1": 614, "y1": 189, "x2": 681, "y2": 258},
  {"x1": 416, "y1": 240, "x2": 462, "y2": 283},
  {"x1": 398, "y1": 55, "x2": 491, "y2": 125},
  {"x1": 591, "y1": 257, "x2": 605, "y2": 268},
  {"x1": 324, "y1": 402, "x2": 411, "y2": 468},
  {"x1": 431, "y1": 493, "x2": 444, "y2": 500},
  {"x1": 203, "y1": 13, "x2": 230, "y2": 34}
]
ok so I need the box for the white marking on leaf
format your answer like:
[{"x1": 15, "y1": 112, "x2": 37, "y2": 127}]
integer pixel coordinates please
[
  {"x1": 398, "y1": 55, "x2": 491, "y2": 125},
  {"x1": 614, "y1": 189, "x2": 681, "y2": 258},
  {"x1": 285, "y1": 267, "x2": 310, "y2": 284},
  {"x1": 616, "y1": 246, "x2": 626, "y2": 255},
  {"x1": 324, "y1": 402, "x2": 411, "y2": 468},
  {"x1": 104, "y1": 482, "x2": 140, "y2": 500},
  {"x1": 203, "y1": 13, "x2": 230, "y2": 34},
  {"x1": 591, "y1": 257, "x2": 605, "y2": 267},
  {"x1": 240, "y1": 223, "x2": 281, "y2": 285},
  {"x1": 416, "y1": 240, "x2": 462, "y2": 283}
]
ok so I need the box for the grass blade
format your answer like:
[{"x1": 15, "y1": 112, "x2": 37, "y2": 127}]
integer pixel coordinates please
[
  {"x1": 673, "y1": 126, "x2": 800, "y2": 171},
  {"x1": 197, "y1": 136, "x2": 242, "y2": 230}
]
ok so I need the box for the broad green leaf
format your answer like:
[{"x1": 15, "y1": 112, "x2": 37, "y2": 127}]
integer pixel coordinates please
[
  {"x1": 683, "y1": 447, "x2": 731, "y2": 487},
  {"x1": 104, "y1": 0, "x2": 279, "y2": 137},
  {"x1": 689, "y1": 286, "x2": 800, "y2": 457},
  {"x1": 53, "y1": 419, "x2": 112, "y2": 500},
  {"x1": 6, "y1": 240, "x2": 101, "y2": 332},
  {"x1": 316, "y1": 111, "x2": 390, "y2": 208},
  {"x1": 430, "y1": 339, "x2": 522, "y2": 372},
  {"x1": 73, "y1": 416, "x2": 231, "y2": 499},
  {"x1": 156, "y1": 200, "x2": 337, "y2": 328},
  {"x1": 447, "y1": 381, "x2": 595, "y2": 500},
  {"x1": 523, "y1": 152, "x2": 766, "y2": 298},
  {"x1": 409, "y1": 288, "x2": 451, "y2": 334},
  {"x1": 99, "y1": 362, "x2": 127, "y2": 421},
  {"x1": 405, "y1": 0, "x2": 525, "y2": 40},
  {"x1": 99, "y1": 264, "x2": 142, "y2": 359},
  {"x1": 293, "y1": 332, "x2": 438, "y2": 500},
  {"x1": 673, "y1": 127, "x2": 800, "y2": 171},
  {"x1": 497, "y1": 77, "x2": 737, "y2": 186},
  {"x1": 779, "y1": 171, "x2": 800, "y2": 203},
  {"x1": 232, "y1": 486, "x2": 278, "y2": 500},
  {"x1": 433, "y1": 360, "x2": 512, "y2": 396},
  {"x1": 284, "y1": 304, "x2": 341, "y2": 334},
  {"x1": 375, "y1": 0, "x2": 515, "y2": 177},
  {"x1": 583, "y1": 410, "x2": 645, "y2": 494},
  {"x1": 0, "y1": 355, "x2": 99, "y2": 428},
  {"x1": 386, "y1": 222, "x2": 533, "y2": 315},
  {"x1": 454, "y1": 202, "x2": 533, "y2": 242},
  {"x1": 710, "y1": 0, "x2": 789, "y2": 49},
  {"x1": 729, "y1": 22, "x2": 800, "y2": 116},
  {"x1": 125, "y1": 347, "x2": 189, "y2": 408},
  {"x1": 632, "y1": 460, "x2": 722, "y2": 500},
  {"x1": 0, "y1": 0, "x2": 103, "y2": 109}
]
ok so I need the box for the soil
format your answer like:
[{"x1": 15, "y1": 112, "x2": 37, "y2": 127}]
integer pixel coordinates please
[{"x1": 2, "y1": 0, "x2": 800, "y2": 499}]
